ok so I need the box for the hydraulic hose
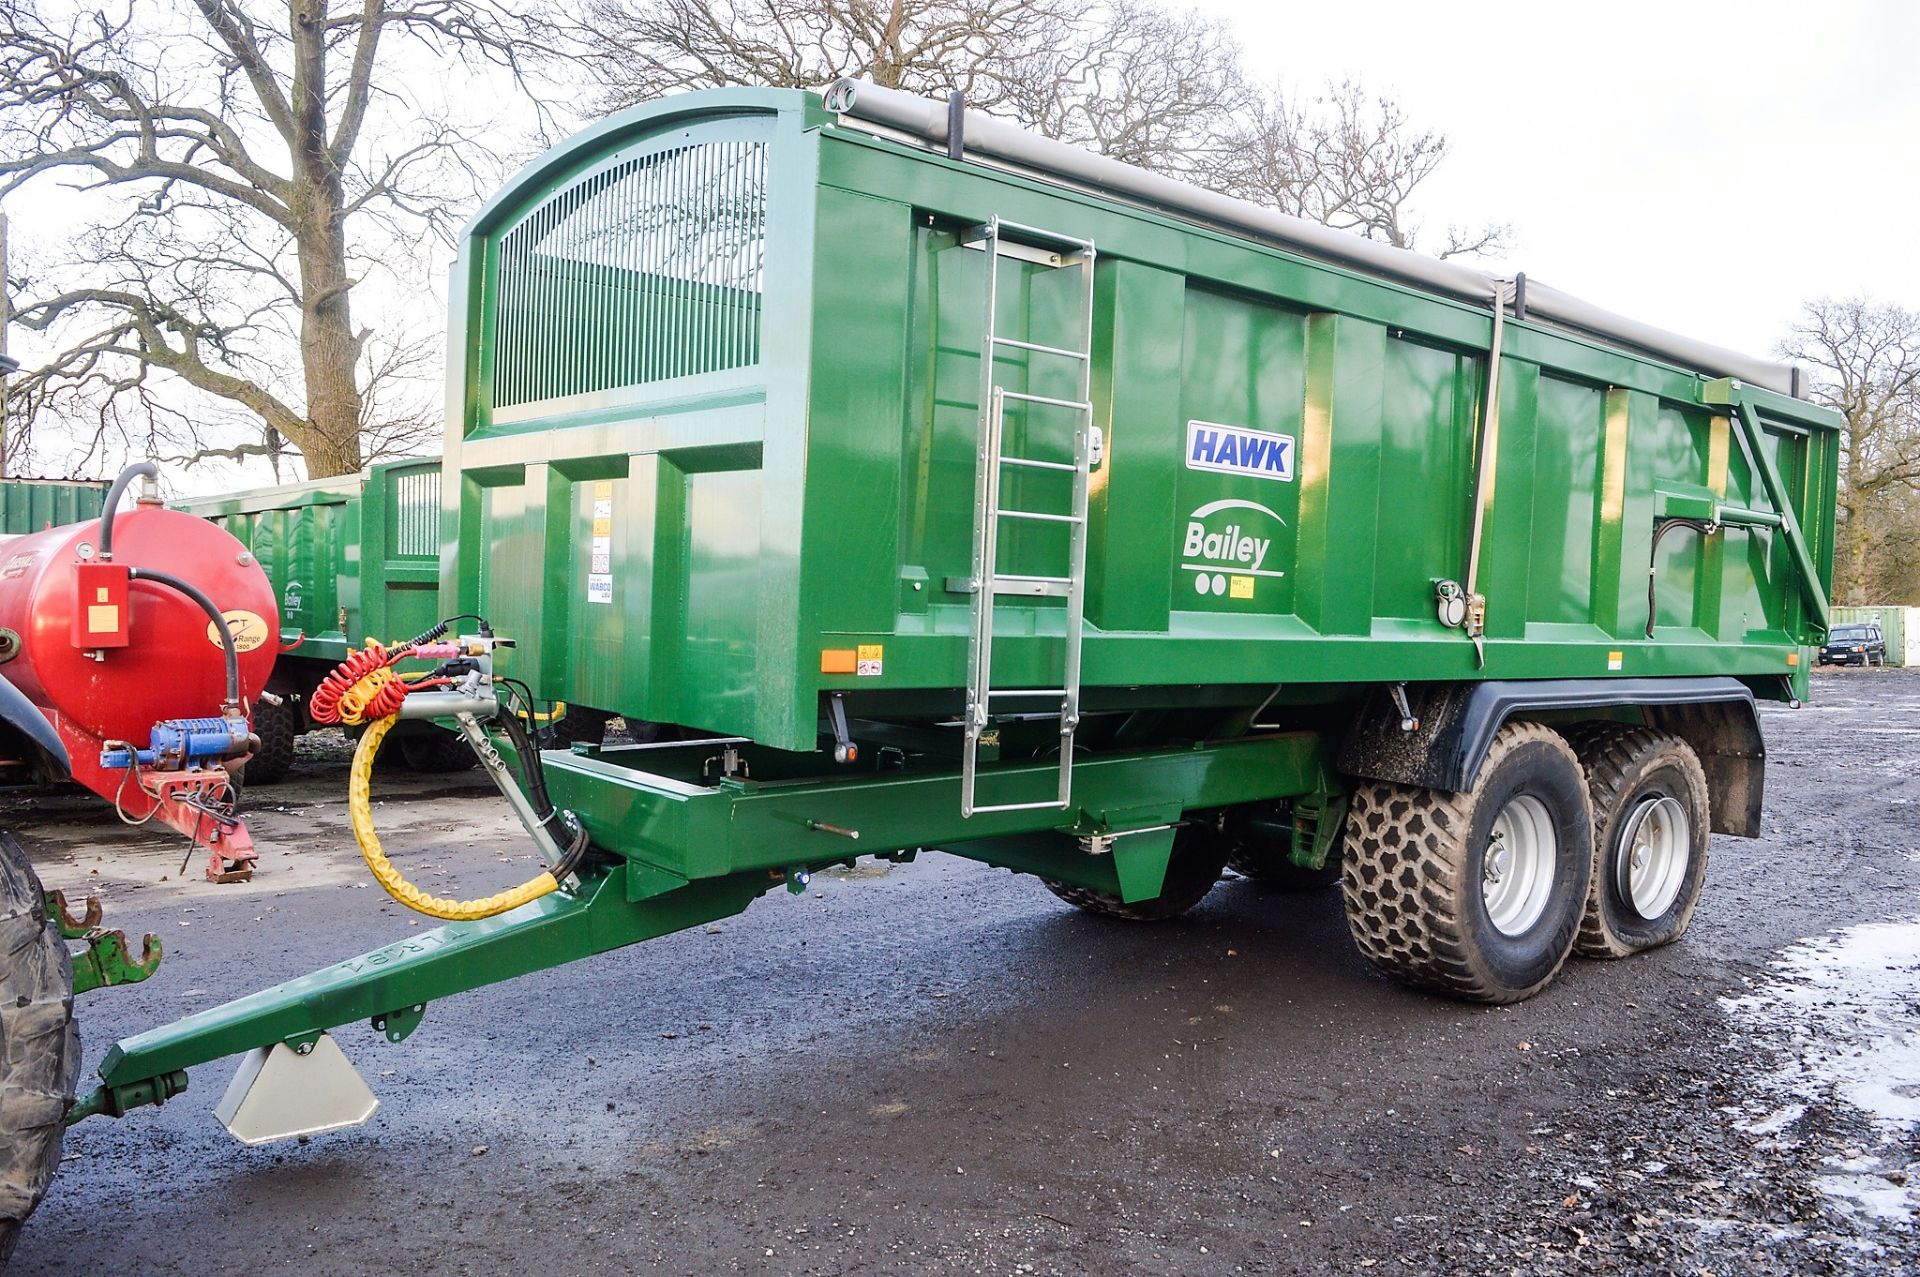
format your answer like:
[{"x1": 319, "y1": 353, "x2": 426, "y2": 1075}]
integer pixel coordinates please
[
  {"x1": 128, "y1": 566, "x2": 239, "y2": 709},
  {"x1": 98, "y1": 460, "x2": 159, "y2": 563},
  {"x1": 347, "y1": 714, "x2": 561, "y2": 921}
]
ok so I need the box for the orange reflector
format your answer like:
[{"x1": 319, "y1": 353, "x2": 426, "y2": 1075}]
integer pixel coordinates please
[
  {"x1": 820, "y1": 649, "x2": 858, "y2": 674},
  {"x1": 1787, "y1": 651, "x2": 1800, "y2": 666}
]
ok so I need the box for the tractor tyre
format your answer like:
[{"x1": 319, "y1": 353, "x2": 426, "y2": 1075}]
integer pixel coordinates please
[
  {"x1": 0, "y1": 833, "x2": 79, "y2": 1265},
  {"x1": 1341, "y1": 722, "x2": 1592, "y2": 1004},
  {"x1": 242, "y1": 695, "x2": 298, "y2": 786},
  {"x1": 396, "y1": 726, "x2": 478, "y2": 774},
  {"x1": 1561, "y1": 725, "x2": 1711, "y2": 960},
  {"x1": 1042, "y1": 824, "x2": 1229, "y2": 922},
  {"x1": 541, "y1": 705, "x2": 613, "y2": 750}
]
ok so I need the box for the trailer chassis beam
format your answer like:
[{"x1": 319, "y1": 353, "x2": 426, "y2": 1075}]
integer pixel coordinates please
[
  {"x1": 81, "y1": 865, "x2": 773, "y2": 1120},
  {"x1": 78, "y1": 731, "x2": 1332, "y2": 1127}
]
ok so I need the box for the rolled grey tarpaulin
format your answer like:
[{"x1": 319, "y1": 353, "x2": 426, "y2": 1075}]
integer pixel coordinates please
[{"x1": 823, "y1": 78, "x2": 1799, "y2": 397}]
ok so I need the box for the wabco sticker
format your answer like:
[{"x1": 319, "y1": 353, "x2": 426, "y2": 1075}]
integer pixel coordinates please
[
  {"x1": 588, "y1": 484, "x2": 614, "y2": 603},
  {"x1": 1185, "y1": 420, "x2": 1295, "y2": 482},
  {"x1": 1181, "y1": 498, "x2": 1287, "y2": 598},
  {"x1": 208, "y1": 609, "x2": 270, "y2": 653}
]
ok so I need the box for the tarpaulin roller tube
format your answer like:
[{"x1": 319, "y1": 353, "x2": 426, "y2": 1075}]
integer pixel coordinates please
[{"x1": 822, "y1": 78, "x2": 1802, "y2": 397}]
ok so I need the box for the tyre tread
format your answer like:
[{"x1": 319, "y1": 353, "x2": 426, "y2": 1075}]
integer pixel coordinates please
[
  {"x1": 1560, "y1": 723, "x2": 1709, "y2": 959},
  {"x1": 0, "y1": 833, "x2": 80, "y2": 1263},
  {"x1": 1340, "y1": 721, "x2": 1581, "y2": 1003},
  {"x1": 244, "y1": 696, "x2": 298, "y2": 786}
]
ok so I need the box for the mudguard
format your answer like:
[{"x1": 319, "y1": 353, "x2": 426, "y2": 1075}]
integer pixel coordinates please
[
  {"x1": 0, "y1": 673, "x2": 69, "y2": 772},
  {"x1": 1338, "y1": 677, "x2": 1765, "y2": 836}
]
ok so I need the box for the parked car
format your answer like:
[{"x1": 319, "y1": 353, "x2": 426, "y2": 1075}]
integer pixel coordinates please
[{"x1": 1820, "y1": 622, "x2": 1887, "y2": 666}]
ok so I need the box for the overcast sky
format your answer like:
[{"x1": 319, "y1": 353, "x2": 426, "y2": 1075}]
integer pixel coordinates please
[
  {"x1": 9, "y1": 1, "x2": 1914, "y2": 491},
  {"x1": 1196, "y1": 0, "x2": 1920, "y2": 359}
]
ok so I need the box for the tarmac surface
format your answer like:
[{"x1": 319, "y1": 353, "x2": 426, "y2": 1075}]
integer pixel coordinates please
[{"x1": 5, "y1": 669, "x2": 1917, "y2": 1275}]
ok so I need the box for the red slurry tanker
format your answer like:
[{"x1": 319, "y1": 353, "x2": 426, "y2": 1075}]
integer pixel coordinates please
[{"x1": 0, "y1": 462, "x2": 278, "y2": 881}]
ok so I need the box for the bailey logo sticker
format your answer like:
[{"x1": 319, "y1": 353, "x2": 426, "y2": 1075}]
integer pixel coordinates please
[
  {"x1": 1180, "y1": 498, "x2": 1287, "y2": 597},
  {"x1": 1185, "y1": 420, "x2": 1294, "y2": 482}
]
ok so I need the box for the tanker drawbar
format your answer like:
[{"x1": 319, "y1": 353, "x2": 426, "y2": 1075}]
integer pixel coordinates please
[{"x1": 0, "y1": 462, "x2": 279, "y2": 881}]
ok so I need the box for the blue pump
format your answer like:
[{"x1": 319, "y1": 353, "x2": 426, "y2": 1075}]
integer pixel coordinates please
[{"x1": 100, "y1": 717, "x2": 251, "y2": 771}]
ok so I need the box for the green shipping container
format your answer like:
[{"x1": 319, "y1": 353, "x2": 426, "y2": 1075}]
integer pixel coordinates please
[{"x1": 0, "y1": 477, "x2": 109, "y2": 535}]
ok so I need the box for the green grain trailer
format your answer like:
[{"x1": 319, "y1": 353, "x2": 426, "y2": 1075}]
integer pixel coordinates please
[
  {"x1": 0, "y1": 477, "x2": 108, "y2": 535},
  {"x1": 2, "y1": 83, "x2": 1841, "y2": 1253},
  {"x1": 175, "y1": 459, "x2": 473, "y2": 779}
]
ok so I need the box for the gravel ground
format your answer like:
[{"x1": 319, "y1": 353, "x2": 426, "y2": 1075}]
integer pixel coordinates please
[{"x1": 4, "y1": 669, "x2": 1916, "y2": 1276}]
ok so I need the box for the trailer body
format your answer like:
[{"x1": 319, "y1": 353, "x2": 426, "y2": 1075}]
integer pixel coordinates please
[{"x1": 442, "y1": 89, "x2": 1836, "y2": 770}]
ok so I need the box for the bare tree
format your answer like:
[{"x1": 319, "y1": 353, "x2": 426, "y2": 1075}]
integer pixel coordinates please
[
  {"x1": 0, "y1": 1, "x2": 562, "y2": 479},
  {"x1": 585, "y1": 0, "x2": 1502, "y2": 259},
  {"x1": 1778, "y1": 297, "x2": 1920, "y2": 605},
  {"x1": 1210, "y1": 80, "x2": 1509, "y2": 259},
  {"x1": 582, "y1": 0, "x2": 1084, "y2": 115},
  {"x1": 998, "y1": 0, "x2": 1251, "y2": 181}
]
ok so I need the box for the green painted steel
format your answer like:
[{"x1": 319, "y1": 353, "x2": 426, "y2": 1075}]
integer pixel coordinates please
[
  {"x1": 91, "y1": 864, "x2": 768, "y2": 1090},
  {"x1": 443, "y1": 88, "x2": 1842, "y2": 757},
  {"x1": 86, "y1": 727, "x2": 1322, "y2": 1094},
  {"x1": 176, "y1": 459, "x2": 443, "y2": 666},
  {"x1": 0, "y1": 478, "x2": 108, "y2": 535},
  {"x1": 537, "y1": 730, "x2": 1328, "y2": 887}
]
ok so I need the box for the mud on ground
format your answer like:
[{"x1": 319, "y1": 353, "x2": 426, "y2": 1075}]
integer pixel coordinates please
[{"x1": 5, "y1": 670, "x2": 1917, "y2": 1276}]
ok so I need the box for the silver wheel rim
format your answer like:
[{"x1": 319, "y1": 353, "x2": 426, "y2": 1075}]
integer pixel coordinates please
[
  {"x1": 1482, "y1": 794, "x2": 1557, "y2": 936},
  {"x1": 1615, "y1": 794, "x2": 1688, "y2": 920}
]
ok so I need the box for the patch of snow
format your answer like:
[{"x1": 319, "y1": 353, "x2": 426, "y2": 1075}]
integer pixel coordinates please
[
  {"x1": 1741, "y1": 1102, "x2": 1807, "y2": 1136},
  {"x1": 1721, "y1": 917, "x2": 1920, "y2": 1226}
]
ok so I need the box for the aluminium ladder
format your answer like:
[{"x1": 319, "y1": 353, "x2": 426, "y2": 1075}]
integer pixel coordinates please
[{"x1": 960, "y1": 217, "x2": 1098, "y2": 818}]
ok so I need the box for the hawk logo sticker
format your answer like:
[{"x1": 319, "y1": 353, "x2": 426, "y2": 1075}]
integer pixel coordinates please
[
  {"x1": 1180, "y1": 498, "x2": 1287, "y2": 597},
  {"x1": 1185, "y1": 420, "x2": 1294, "y2": 482}
]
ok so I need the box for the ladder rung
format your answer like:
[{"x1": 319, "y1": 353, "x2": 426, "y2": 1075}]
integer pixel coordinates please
[
  {"x1": 998, "y1": 391, "x2": 1092, "y2": 411},
  {"x1": 987, "y1": 688, "x2": 1066, "y2": 697},
  {"x1": 991, "y1": 580, "x2": 1069, "y2": 598},
  {"x1": 993, "y1": 218, "x2": 1095, "y2": 250},
  {"x1": 969, "y1": 799, "x2": 1071, "y2": 814},
  {"x1": 992, "y1": 336, "x2": 1089, "y2": 361},
  {"x1": 997, "y1": 508, "x2": 1084, "y2": 525},
  {"x1": 999, "y1": 455, "x2": 1077, "y2": 473},
  {"x1": 995, "y1": 572, "x2": 1071, "y2": 585}
]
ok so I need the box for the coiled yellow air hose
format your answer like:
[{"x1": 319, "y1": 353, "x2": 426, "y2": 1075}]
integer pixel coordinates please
[{"x1": 348, "y1": 714, "x2": 559, "y2": 921}]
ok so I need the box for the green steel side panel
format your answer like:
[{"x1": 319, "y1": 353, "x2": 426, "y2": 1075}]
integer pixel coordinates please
[
  {"x1": 444, "y1": 87, "x2": 1844, "y2": 752},
  {"x1": 0, "y1": 479, "x2": 108, "y2": 534},
  {"x1": 1373, "y1": 339, "x2": 1474, "y2": 623}
]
